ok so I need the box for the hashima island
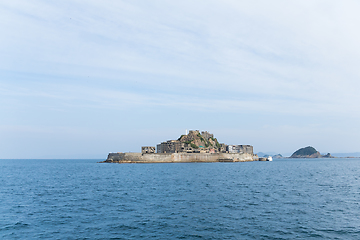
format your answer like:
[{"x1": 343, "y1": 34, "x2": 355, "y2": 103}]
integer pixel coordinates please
[{"x1": 102, "y1": 130, "x2": 269, "y2": 164}]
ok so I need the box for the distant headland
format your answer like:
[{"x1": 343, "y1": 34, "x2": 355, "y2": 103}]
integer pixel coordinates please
[
  {"x1": 102, "y1": 130, "x2": 261, "y2": 163},
  {"x1": 260, "y1": 146, "x2": 335, "y2": 159},
  {"x1": 290, "y1": 146, "x2": 334, "y2": 158}
]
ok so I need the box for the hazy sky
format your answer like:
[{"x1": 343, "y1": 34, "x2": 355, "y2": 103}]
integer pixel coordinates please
[{"x1": 1, "y1": 0, "x2": 360, "y2": 158}]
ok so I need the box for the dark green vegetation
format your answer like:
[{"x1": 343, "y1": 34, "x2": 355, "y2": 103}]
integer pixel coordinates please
[
  {"x1": 178, "y1": 135, "x2": 185, "y2": 141},
  {"x1": 190, "y1": 143, "x2": 199, "y2": 149},
  {"x1": 178, "y1": 130, "x2": 221, "y2": 150},
  {"x1": 292, "y1": 146, "x2": 318, "y2": 156},
  {"x1": 215, "y1": 139, "x2": 221, "y2": 149},
  {"x1": 290, "y1": 146, "x2": 333, "y2": 158}
]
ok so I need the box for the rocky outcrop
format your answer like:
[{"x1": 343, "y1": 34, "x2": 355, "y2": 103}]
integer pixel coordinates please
[
  {"x1": 290, "y1": 146, "x2": 334, "y2": 158},
  {"x1": 291, "y1": 146, "x2": 321, "y2": 158},
  {"x1": 322, "y1": 153, "x2": 334, "y2": 158},
  {"x1": 178, "y1": 130, "x2": 220, "y2": 149}
]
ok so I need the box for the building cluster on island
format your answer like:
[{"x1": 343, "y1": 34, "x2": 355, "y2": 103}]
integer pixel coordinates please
[
  {"x1": 103, "y1": 130, "x2": 335, "y2": 164},
  {"x1": 141, "y1": 130, "x2": 253, "y2": 155},
  {"x1": 104, "y1": 130, "x2": 257, "y2": 163}
]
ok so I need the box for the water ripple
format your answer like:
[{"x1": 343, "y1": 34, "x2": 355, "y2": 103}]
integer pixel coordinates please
[{"x1": 1, "y1": 159, "x2": 360, "y2": 239}]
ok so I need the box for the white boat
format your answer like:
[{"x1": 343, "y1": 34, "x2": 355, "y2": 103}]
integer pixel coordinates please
[{"x1": 266, "y1": 156, "x2": 273, "y2": 161}]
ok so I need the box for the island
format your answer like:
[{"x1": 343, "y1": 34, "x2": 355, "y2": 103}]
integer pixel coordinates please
[
  {"x1": 290, "y1": 146, "x2": 334, "y2": 158},
  {"x1": 102, "y1": 130, "x2": 257, "y2": 163}
]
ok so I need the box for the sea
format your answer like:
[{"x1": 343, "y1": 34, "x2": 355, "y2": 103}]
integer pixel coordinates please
[{"x1": 1, "y1": 158, "x2": 360, "y2": 239}]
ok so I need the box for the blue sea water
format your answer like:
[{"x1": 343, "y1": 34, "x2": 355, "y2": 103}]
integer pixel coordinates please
[{"x1": 1, "y1": 158, "x2": 360, "y2": 239}]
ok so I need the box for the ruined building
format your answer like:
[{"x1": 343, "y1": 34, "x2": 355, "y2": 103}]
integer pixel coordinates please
[
  {"x1": 141, "y1": 146, "x2": 156, "y2": 154},
  {"x1": 148, "y1": 130, "x2": 253, "y2": 155},
  {"x1": 227, "y1": 145, "x2": 253, "y2": 154}
]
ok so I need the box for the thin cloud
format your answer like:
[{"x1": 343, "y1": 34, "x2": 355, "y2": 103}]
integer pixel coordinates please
[
  {"x1": 1, "y1": 1, "x2": 360, "y2": 157},
  {"x1": 1, "y1": 81, "x2": 358, "y2": 119}
]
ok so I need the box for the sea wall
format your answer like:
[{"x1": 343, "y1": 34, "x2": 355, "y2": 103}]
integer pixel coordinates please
[{"x1": 105, "y1": 152, "x2": 255, "y2": 163}]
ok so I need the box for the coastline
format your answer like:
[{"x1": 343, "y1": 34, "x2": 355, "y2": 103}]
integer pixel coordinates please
[{"x1": 101, "y1": 152, "x2": 256, "y2": 164}]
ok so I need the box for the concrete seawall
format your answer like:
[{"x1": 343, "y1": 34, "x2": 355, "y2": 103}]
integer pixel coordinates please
[{"x1": 103, "y1": 152, "x2": 256, "y2": 163}]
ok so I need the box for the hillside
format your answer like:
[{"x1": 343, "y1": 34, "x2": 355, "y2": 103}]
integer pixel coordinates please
[
  {"x1": 178, "y1": 130, "x2": 221, "y2": 149},
  {"x1": 290, "y1": 146, "x2": 321, "y2": 158},
  {"x1": 290, "y1": 146, "x2": 333, "y2": 158}
]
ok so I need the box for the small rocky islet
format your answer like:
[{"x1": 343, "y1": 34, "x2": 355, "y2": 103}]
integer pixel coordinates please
[{"x1": 290, "y1": 146, "x2": 333, "y2": 158}]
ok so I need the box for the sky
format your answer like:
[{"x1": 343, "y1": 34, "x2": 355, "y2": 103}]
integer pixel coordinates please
[{"x1": 1, "y1": 0, "x2": 360, "y2": 158}]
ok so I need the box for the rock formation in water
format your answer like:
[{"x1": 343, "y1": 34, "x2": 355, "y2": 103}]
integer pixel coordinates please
[
  {"x1": 290, "y1": 146, "x2": 333, "y2": 158},
  {"x1": 177, "y1": 130, "x2": 221, "y2": 149}
]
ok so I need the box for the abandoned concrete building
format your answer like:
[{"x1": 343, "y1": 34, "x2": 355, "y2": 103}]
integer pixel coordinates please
[
  {"x1": 156, "y1": 140, "x2": 184, "y2": 153},
  {"x1": 141, "y1": 146, "x2": 156, "y2": 154},
  {"x1": 153, "y1": 141, "x2": 253, "y2": 154},
  {"x1": 227, "y1": 145, "x2": 253, "y2": 154},
  {"x1": 143, "y1": 130, "x2": 253, "y2": 155}
]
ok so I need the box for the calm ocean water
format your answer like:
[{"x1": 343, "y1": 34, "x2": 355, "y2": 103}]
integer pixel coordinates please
[{"x1": 1, "y1": 158, "x2": 360, "y2": 239}]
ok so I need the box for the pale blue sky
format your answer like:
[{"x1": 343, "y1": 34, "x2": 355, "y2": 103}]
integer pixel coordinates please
[{"x1": 1, "y1": 1, "x2": 359, "y2": 158}]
